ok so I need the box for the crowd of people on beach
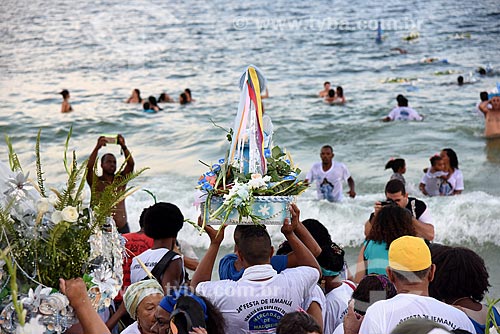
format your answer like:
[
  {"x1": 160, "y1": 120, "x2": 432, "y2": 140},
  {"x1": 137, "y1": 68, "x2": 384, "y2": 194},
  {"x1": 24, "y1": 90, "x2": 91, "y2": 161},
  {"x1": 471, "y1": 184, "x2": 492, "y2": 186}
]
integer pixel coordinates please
[{"x1": 51, "y1": 133, "x2": 498, "y2": 334}]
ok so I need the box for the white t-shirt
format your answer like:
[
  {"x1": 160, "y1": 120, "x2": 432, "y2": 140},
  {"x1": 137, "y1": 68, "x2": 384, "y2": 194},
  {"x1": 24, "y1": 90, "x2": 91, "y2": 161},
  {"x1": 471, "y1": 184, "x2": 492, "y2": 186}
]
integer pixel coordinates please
[
  {"x1": 196, "y1": 265, "x2": 319, "y2": 334},
  {"x1": 420, "y1": 170, "x2": 448, "y2": 196},
  {"x1": 332, "y1": 323, "x2": 345, "y2": 334},
  {"x1": 387, "y1": 106, "x2": 423, "y2": 121},
  {"x1": 359, "y1": 294, "x2": 475, "y2": 334},
  {"x1": 302, "y1": 285, "x2": 327, "y2": 333},
  {"x1": 130, "y1": 248, "x2": 182, "y2": 283},
  {"x1": 324, "y1": 281, "x2": 355, "y2": 333},
  {"x1": 306, "y1": 161, "x2": 351, "y2": 202},
  {"x1": 445, "y1": 169, "x2": 464, "y2": 195}
]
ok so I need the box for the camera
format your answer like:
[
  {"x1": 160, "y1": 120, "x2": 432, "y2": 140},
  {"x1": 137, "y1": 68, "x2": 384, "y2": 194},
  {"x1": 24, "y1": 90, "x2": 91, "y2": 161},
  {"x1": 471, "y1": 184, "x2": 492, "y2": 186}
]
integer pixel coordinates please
[
  {"x1": 101, "y1": 135, "x2": 117, "y2": 144},
  {"x1": 380, "y1": 200, "x2": 396, "y2": 206}
]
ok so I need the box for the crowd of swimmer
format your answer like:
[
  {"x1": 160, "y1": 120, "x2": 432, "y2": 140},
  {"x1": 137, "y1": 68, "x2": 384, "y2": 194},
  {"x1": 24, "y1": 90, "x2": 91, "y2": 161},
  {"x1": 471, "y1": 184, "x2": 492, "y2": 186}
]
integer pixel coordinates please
[{"x1": 126, "y1": 88, "x2": 195, "y2": 113}]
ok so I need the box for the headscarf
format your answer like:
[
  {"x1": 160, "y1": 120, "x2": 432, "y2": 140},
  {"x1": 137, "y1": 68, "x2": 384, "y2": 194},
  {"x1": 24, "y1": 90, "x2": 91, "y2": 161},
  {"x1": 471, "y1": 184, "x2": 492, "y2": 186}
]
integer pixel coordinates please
[
  {"x1": 158, "y1": 286, "x2": 208, "y2": 320},
  {"x1": 123, "y1": 279, "x2": 164, "y2": 320}
]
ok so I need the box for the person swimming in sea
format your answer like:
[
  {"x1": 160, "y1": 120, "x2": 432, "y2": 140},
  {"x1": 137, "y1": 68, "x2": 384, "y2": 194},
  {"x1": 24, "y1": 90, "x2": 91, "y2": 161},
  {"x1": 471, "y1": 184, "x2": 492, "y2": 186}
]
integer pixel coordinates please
[{"x1": 60, "y1": 89, "x2": 73, "y2": 113}]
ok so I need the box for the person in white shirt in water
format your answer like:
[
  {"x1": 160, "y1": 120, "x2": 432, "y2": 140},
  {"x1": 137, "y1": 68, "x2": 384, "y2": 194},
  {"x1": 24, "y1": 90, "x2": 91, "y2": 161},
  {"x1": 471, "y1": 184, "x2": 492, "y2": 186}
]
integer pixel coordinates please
[
  {"x1": 306, "y1": 145, "x2": 356, "y2": 203},
  {"x1": 383, "y1": 94, "x2": 423, "y2": 122}
]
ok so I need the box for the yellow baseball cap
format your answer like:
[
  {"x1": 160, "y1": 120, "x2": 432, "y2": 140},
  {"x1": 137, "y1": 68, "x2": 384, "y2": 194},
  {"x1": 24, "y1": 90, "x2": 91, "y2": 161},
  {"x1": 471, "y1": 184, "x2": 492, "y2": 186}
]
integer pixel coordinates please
[{"x1": 389, "y1": 236, "x2": 431, "y2": 271}]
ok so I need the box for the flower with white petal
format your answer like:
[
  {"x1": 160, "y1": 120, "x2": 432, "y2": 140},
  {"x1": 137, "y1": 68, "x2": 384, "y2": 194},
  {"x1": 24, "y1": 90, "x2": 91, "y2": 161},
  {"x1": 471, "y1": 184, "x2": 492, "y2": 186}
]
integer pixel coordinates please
[
  {"x1": 48, "y1": 194, "x2": 58, "y2": 205},
  {"x1": 4, "y1": 172, "x2": 33, "y2": 200},
  {"x1": 61, "y1": 206, "x2": 78, "y2": 222}
]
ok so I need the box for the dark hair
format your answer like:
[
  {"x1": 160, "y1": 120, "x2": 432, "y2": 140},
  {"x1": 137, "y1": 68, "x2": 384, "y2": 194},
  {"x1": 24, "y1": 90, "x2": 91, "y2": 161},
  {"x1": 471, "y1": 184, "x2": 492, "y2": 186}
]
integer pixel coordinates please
[
  {"x1": 336, "y1": 86, "x2": 344, "y2": 98},
  {"x1": 143, "y1": 102, "x2": 151, "y2": 110},
  {"x1": 237, "y1": 226, "x2": 272, "y2": 266},
  {"x1": 442, "y1": 148, "x2": 459, "y2": 169},
  {"x1": 60, "y1": 89, "x2": 69, "y2": 98},
  {"x1": 317, "y1": 242, "x2": 345, "y2": 272},
  {"x1": 321, "y1": 145, "x2": 333, "y2": 153},
  {"x1": 301, "y1": 219, "x2": 333, "y2": 247},
  {"x1": 351, "y1": 274, "x2": 397, "y2": 315},
  {"x1": 367, "y1": 205, "x2": 416, "y2": 249},
  {"x1": 457, "y1": 76, "x2": 464, "y2": 85},
  {"x1": 324, "y1": 81, "x2": 330, "y2": 86},
  {"x1": 138, "y1": 208, "x2": 149, "y2": 228},
  {"x1": 328, "y1": 89, "x2": 335, "y2": 98},
  {"x1": 143, "y1": 202, "x2": 184, "y2": 239},
  {"x1": 391, "y1": 267, "x2": 431, "y2": 283},
  {"x1": 234, "y1": 225, "x2": 254, "y2": 245},
  {"x1": 276, "y1": 312, "x2": 321, "y2": 334},
  {"x1": 429, "y1": 243, "x2": 453, "y2": 261},
  {"x1": 396, "y1": 94, "x2": 408, "y2": 107},
  {"x1": 429, "y1": 247, "x2": 490, "y2": 303},
  {"x1": 148, "y1": 96, "x2": 158, "y2": 107},
  {"x1": 385, "y1": 179, "x2": 406, "y2": 195},
  {"x1": 134, "y1": 88, "x2": 141, "y2": 100},
  {"x1": 158, "y1": 93, "x2": 167, "y2": 103},
  {"x1": 478, "y1": 67, "x2": 487, "y2": 75},
  {"x1": 184, "y1": 88, "x2": 192, "y2": 98},
  {"x1": 180, "y1": 93, "x2": 188, "y2": 104},
  {"x1": 430, "y1": 155, "x2": 442, "y2": 167},
  {"x1": 199, "y1": 295, "x2": 226, "y2": 334},
  {"x1": 480, "y1": 91, "x2": 489, "y2": 102},
  {"x1": 100, "y1": 153, "x2": 115, "y2": 164},
  {"x1": 385, "y1": 158, "x2": 405, "y2": 173}
]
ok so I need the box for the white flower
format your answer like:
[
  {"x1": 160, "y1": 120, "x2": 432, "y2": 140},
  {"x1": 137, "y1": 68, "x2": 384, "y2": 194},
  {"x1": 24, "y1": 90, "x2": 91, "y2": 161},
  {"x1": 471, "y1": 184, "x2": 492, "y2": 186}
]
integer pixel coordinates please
[
  {"x1": 262, "y1": 175, "x2": 271, "y2": 182},
  {"x1": 61, "y1": 206, "x2": 78, "y2": 222},
  {"x1": 4, "y1": 172, "x2": 33, "y2": 200},
  {"x1": 48, "y1": 194, "x2": 58, "y2": 205},
  {"x1": 36, "y1": 198, "x2": 51, "y2": 215},
  {"x1": 51, "y1": 211, "x2": 63, "y2": 224},
  {"x1": 251, "y1": 173, "x2": 262, "y2": 179},
  {"x1": 236, "y1": 186, "x2": 250, "y2": 200}
]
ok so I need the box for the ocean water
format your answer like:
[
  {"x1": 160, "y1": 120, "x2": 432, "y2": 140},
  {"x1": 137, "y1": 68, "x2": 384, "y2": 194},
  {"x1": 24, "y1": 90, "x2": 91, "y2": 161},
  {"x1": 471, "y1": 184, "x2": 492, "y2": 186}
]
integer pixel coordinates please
[{"x1": 1, "y1": 0, "x2": 499, "y2": 297}]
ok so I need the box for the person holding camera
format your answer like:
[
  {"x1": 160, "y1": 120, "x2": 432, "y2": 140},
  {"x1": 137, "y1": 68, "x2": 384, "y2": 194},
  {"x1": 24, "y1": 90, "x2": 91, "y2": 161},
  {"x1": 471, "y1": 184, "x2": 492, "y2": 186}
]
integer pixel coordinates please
[
  {"x1": 364, "y1": 179, "x2": 434, "y2": 242},
  {"x1": 86, "y1": 134, "x2": 135, "y2": 233}
]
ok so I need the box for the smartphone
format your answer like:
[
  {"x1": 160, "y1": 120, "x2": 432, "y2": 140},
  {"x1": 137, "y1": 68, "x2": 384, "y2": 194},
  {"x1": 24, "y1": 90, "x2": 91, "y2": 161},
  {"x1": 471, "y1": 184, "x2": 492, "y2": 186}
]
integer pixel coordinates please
[{"x1": 101, "y1": 134, "x2": 117, "y2": 144}]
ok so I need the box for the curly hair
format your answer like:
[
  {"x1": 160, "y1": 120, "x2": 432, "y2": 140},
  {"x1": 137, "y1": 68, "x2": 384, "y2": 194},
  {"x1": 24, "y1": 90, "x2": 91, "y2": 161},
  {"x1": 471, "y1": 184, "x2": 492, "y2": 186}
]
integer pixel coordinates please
[
  {"x1": 367, "y1": 205, "x2": 416, "y2": 249},
  {"x1": 352, "y1": 274, "x2": 397, "y2": 315},
  {"x1": 429, "y1": 247, "x2": 490, "y2": 303},
  {"x1": 143, "y1": 202, "x2": 184, "y2": 239},
  {"x1": 276, "y1": 312, "x2": 321, "y2": 334}
]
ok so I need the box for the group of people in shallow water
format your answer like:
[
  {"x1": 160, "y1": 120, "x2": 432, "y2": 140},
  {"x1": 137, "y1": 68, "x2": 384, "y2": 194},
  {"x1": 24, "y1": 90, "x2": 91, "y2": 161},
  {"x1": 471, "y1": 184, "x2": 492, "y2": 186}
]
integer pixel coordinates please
[
  {"x1": 319, "y1": 81, "x2": 346, "y2": 104},
  {"x1": 126, "y1": 88, "x2": 195, "y2": 112}
]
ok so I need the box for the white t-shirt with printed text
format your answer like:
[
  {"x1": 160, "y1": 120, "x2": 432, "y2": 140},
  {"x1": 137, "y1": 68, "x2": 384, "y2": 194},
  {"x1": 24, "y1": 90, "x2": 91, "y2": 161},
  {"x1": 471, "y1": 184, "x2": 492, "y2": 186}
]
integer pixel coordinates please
[
  {"x1": 306, "y1": 161, "x2": 351, "y2": 202},
  {"x1": 359, "y1": 294, "x2": 475, "y2": 334},
  {"x1": 130, "y1": 248, "x2": 182, "y2": 284},
  {"x1": 196, "y1": 265, "x2": 319, "y2": 334}
]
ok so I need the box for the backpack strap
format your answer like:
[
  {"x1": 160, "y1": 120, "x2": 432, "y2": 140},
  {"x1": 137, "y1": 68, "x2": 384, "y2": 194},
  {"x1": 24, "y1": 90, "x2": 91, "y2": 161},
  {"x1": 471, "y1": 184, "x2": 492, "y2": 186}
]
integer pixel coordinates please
[{"x1": 149, "y1": 250, "x2": 179, "y2": 282}]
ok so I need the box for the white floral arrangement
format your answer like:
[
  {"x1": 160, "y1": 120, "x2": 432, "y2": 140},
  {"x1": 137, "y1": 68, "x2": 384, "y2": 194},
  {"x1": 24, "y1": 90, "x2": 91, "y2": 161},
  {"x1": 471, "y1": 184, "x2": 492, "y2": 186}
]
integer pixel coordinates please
[{"x1": 0, "y1": 130, "x2": 144, "y2": 333}]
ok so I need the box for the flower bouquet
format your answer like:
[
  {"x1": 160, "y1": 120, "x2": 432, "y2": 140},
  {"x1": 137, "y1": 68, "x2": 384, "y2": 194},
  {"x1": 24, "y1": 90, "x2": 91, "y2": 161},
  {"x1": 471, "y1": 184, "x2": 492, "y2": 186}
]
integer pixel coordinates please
[
  {"x1": 197, "y1": 66, "x2": 307, "y2": 226},
  {"x1": 0, "y1": 129, "x2": 145, "y2": 333}
]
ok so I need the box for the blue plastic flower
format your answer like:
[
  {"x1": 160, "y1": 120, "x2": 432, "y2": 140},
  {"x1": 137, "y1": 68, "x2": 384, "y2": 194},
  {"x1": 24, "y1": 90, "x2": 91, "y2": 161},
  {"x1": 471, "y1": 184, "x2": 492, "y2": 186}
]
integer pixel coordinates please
[
  {"x1": 201, "y1": 183, "x2": 213, "y2": 191},
  {"x1": 211, "y1": 164, "x2": 221, "y2": 172},
  {"x1": 205, "y1": 171, "x2": 216, "y2": 177},
  {"x1": 218, "y1": 158, "x2": 225, "y2": 164}
]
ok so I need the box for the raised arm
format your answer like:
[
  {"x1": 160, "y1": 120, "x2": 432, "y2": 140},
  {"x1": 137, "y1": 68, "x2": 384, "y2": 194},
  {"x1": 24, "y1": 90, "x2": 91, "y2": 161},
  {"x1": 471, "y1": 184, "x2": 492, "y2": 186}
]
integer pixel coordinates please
[
  {"x1": 281, "y1": 207, "x2": 321, "y2": 275},
  {"x1": 190, "y1": 220, "x2": 226, "y2": 289},
  {"x1": 117, "y1": 134, "x2": 134, "y2": 176},
  {"x1": 59, "y1": 278, "x2": 111, "y2": 334},
  {"x1": 86, "y1": 137, "x2": 107, "y2": 186}
]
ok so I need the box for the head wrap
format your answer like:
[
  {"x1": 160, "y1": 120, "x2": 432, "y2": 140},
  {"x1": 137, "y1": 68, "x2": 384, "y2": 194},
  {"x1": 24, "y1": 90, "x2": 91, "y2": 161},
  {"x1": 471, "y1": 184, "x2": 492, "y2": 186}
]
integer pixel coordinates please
[
  {"x1": 389, "y1": 236, "x2": 431, "y2": 272},
  {"x1": 159, "y1": 286, "x2": 208, "y2": 320},
  {"x1": 123, "y1": 279, "x2": 164, "y2": 320}
]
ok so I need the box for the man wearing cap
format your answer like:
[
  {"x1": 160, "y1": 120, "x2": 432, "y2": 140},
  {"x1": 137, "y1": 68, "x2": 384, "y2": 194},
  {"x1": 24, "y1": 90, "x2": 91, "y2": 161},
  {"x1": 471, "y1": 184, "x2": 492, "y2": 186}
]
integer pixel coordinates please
[
  {"x1": 348, "y1": 236, "x2": 475, "y2": 334},
  {"x1": 60, "y1": 89, "x2": 73, "y2": 113},
  {"x1": 306, "y1": 145, "x2": 356, "y2": 203},
  {"x1": 365, "y1": 179, "x2": 435, "y2": 241}
]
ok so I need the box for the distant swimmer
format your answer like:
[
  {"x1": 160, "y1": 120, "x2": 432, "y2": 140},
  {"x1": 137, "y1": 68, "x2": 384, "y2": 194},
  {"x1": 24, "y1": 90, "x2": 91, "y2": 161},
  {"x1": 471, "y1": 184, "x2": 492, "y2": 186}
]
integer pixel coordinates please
[
  {"x1": 457, "y1": 76, "x2": 464, "y2": 86},
  {"x1": 421, "y1": 57, "x2": 448, "y2": 64},
  {"x1": 60, "y1": 89, "x2": 73, "y2": 113},
  {"x1": 391, "y1": 47, "x2": 408, "y2": 54},
  {"x1": 148, "y1": 96, "x2": 162, "y2": 111},
  {"x1": 184, "y1": 88, "x2": 195, "y2": 102},
  {"x1": 383, "y1": 94, "x2": 423, "y2": 122},
  {"x1": 142, "y1": 102, "x2": 156, "y2": 113},
  {"x1": 126, "y1": 88, "x2": 143, "y2": 103},
  {"x1": 319, "y1": 81, "x2": 331, "y2": 98},
  {"x1": 375, "y1": 20, "x2": 383, "y2": 43},
  {"x1": 335, "y1": 86, "x2": 346, "y2": 104},
  {"x1": 479, "y1": 96, "x2": 500, "y2": 138},
  {"x1": 179, "y1": 92, "x2": 189, "y2": 105},
  {"x1": 324, "y1": 89, "x2": 336, "y2": 104},
  {"x1": 158, "y1": 92, "x2": 174, "y2": 103}
]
